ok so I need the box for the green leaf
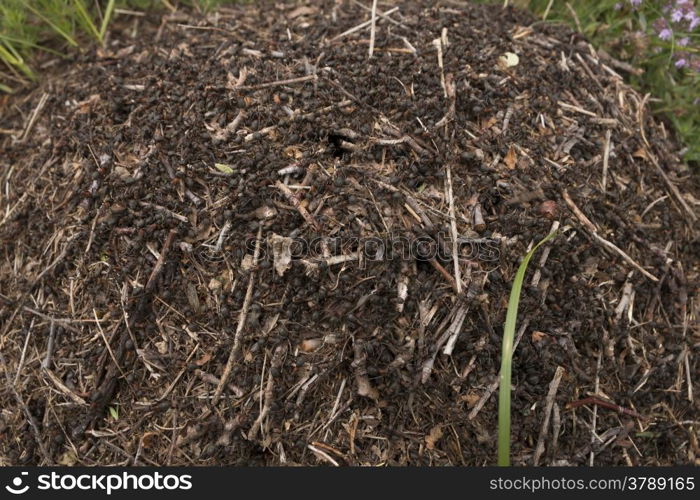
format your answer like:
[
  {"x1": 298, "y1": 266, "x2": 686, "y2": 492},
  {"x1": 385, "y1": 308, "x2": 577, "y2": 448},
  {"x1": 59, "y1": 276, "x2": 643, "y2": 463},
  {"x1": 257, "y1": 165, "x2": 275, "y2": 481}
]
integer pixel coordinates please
[
  {"x1": 214, "y1": 163, "x2": 234, "y2": 174},
  {"x1": 109, "y1": 406, "x2": 119, "y2": 420},
  {"x1": 497, "y1": 230, "x2": 558, "y2": 466}
]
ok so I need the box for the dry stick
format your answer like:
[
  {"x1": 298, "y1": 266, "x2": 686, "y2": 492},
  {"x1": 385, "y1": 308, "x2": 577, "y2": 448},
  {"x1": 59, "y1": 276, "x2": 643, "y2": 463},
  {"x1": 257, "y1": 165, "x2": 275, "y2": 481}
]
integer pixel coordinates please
[
  {"x1": 445, "y1": 164, "x2": 462, "y2": 294},
  {"x1": 0, "y1": 352, "x2": 52, "y2": 464},
  {"x1": 433, "y1": 38, "x2": 447, "y2": 99},
  {"x1": 146, "y1": 229, "x2": 177, "y2": 291},
  {"x1": 94, "y1": 309, "x2": 125, "y2": 377},
  {"x1": 20, "y1": 92, "x2": 48, "y2": 142},
  {"x1": 589, "y1": 351, "x2": 602, "y2": 466},
  {"x1": 41, "y1": 320, "x2": 56, "y2": 369},
  {"x1": 533, "y1": 366, "x2": 565, "y2": 465},
  {"x1": 531, "y1": 221, "x2": 560, "y2": 288},
  {"x1": 275, "y1": 180, "x2": 320, "y2": 231},
  {"x1": 601, "y1": 129, "x2": 611, "y2": 193},
  {"x1": 646, "y1": 152, "x2": 697, "y2": 222},
  {"x1": 566, "y1": 397, "x2": 644, "y2": 420},
  {"x1": 249, "y1": 344, "x2": 287, "y2": 440},
  {"x1": 368, "y1": 0, "x2": 378, "y2": 58},
  {"x1": 13, "y1": 319, "x2": 34, "y2": 385},
  {"x1": 213, "y1": 226, "x2": 263, "y2": 404},
  {"x1": 442, "y1": 303, "x2": 468, "y2": 356},
  {"x1": 468, "y1": 320, "x2": 529, "y2": 420},
  {"x1": 562, "y1": 190, "x2": 658, "y2": 281},
  {"x1": 237, "y1": 74, "x2": 317, "y2": 90},
  {"x1": 428, "y1": 257, "x2": 459, "y2": 293},
  {"x1": 329, "y1": 6, "x2": 400, "y2": 41}
]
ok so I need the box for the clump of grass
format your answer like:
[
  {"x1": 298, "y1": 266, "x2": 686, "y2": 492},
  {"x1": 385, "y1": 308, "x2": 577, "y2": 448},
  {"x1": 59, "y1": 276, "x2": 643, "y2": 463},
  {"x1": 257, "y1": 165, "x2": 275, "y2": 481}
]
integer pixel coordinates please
[
  {"x1": 0, "y1": 0, "x2": 235, "y2": 92},
  {"x1": 497, "y1": 231, "x2": 557, "y2": 466}
]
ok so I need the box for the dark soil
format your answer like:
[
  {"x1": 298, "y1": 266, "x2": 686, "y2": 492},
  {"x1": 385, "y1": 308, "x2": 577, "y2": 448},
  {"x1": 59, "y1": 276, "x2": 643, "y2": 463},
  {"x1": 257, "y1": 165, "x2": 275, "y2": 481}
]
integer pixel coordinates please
[{"x1": 1, "y1": 0, "x2": 698, "y2": 466}]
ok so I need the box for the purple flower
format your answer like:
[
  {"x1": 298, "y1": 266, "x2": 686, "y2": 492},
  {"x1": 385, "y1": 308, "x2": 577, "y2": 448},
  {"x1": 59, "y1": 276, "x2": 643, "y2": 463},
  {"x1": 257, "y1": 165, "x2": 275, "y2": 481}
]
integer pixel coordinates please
[
  {"x1": 658, "y1": 28, "x2": 673, "y2": 40},
  {"x1": 629, "y1": 0, "x2": 642, "y2": 6},
  {"x1": 675, "y1": 58, "x2": 687, "y2": 68},
  {"x1": 690, "y1": 14, "x2": 700, "y2": 30},
  {"x1": 678, "y1": 36, "x2": 690, "y2": 45},
  {"x1": 672, "y1": 10, "x2": 684, "y2": 22}
]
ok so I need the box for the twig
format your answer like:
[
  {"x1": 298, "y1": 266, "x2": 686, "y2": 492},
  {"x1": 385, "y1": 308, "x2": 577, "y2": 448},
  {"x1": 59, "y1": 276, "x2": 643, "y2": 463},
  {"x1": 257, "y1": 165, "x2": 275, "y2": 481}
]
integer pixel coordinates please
[
  {"x1": 93, "y1": 308, "x2": 125, "y2": 377},
  {"x1": 20, "y1": 92, "x2": 48, "y2": 142},
  {"x1": 275, "y1": 180, "x2": 321, "y2": 231},
  {"x1": 533, "y1": 366, "x2": 565, "y2": 465},
  {"x1": 566, "y1": 396, "x2": 644, "y2": 420},
  {"x1": 601, "y1": 129, "x2": 611, "y2": 193},
  {"x1": 442, "y1": 303, "x2": 468, "y2": 356},
  {"x1": 238, "y1": 74, "x2": 317, "y2": 90},
  {"x1": 428, "y1": 257, "x2": 459, "y2": 293},
  {"x1": 41, "y1": 320, "x2": 56, "y2": 369},
  {"x1": 0, "y1": 352, "x2": 52, "y2": 464},
  {"x1": 329, "y1": 6, "x2": 400, "y2": 41},
  {"x1": 445, "y1": 165, "x2": 462, "y2": 294},
  {"x1": 646, "y1": 152, "x2": 697, "y2": 222},
  {"x1": 433, "y1": 38, "x2": 447, "y2": 99},
  {"x1": 145, "y1": 229, "x2": 178, "y2": 291},
  {"x1": 562, "y1": 190, "x2": 658, "y2": 281},
  {"x1": 368, "y1": 0, "x2": 378, "y2": 58},
  {"x1": 13, "y1": 319, "x2": 34, "y2": 385},
  {"x1": 531, "y1": 221, "x2": 560, "y2": 288},
  {"x1": 249, "y1": 344, "x2": 287, "y2": 440},
  {"x1": 213, "y1": 226, "x2": 263, "y2": 404}
]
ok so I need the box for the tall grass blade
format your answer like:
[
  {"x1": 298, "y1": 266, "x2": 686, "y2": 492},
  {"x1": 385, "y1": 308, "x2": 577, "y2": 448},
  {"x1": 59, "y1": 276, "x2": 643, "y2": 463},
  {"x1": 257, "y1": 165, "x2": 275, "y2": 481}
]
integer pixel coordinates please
[
  {"x1": 0, "y1": 41, "x2": 35, "y2": 80},
  {"x1": 23, "y1": 3, "x2": 78, "y2": 47},
  {"x1": 99, "y1": 0, "x2": 117, "y2": 41},
  {"x1": 71, "y1": 0, "x2": 101, "y2": 42},
  {"x1": 497, "y1": 231, "x2": 557, "y2": 466}
]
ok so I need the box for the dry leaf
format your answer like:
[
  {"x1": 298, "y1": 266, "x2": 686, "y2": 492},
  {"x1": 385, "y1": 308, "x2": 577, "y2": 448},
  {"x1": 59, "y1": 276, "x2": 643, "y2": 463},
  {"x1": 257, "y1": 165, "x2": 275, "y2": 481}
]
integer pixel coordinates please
[
  {"x1": 426, "y1": 425, "x2": 443, "y2": 450},
  {"x1": 532, "y1": 331, "x2": 548, "y2": 343},
  {"x1": 141, "y1": 431, "x2": 159, "y2": 449},
  {"x1": 269, "y1": 233, "x2": 295, "y2": 276},
  {"x1": 195, "y1": 352, "x2": 213, "y2": 366},
  {"x1": 300, "y1": 338, "x2": 322, "y2": 352},
  {"x1": 57, "y1": 449, "x2": 78, "y2": 466},
  {"x1": 504, "y1": 146, "x2": 517, "y2": 169},
  {"x1": 632, "y1": 148, "x2": 648, "y2": 160}
]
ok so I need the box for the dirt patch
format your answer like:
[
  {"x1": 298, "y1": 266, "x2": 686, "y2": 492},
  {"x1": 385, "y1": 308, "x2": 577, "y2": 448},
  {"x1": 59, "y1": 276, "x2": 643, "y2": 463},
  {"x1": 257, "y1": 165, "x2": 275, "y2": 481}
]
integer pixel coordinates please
[{"x1": 0, "y1": 0, "x2": 698, "y2": 466}]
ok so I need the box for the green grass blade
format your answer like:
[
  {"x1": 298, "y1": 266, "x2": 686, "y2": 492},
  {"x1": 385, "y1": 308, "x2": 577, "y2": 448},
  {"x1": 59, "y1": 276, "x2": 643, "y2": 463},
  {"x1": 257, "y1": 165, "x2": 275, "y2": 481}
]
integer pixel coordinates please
[
  {"x1": 0, "y1": 41, "x2": 35, "y2": 80},
  {"x1": 99, "y1": 0, "x2": 117, "y2": 41},
  {"x1": 0, "y1": 82, "x2": 14, "y2": 93},
  {"x1": 497, "y1": 231, "x2": 557, "y2": 466},
  {"x1": 71, "y1": 0, "x2": 101, "y2": 42},
  {"x1": 23, "y1": 3, "x2": 78, "y2": 47}
]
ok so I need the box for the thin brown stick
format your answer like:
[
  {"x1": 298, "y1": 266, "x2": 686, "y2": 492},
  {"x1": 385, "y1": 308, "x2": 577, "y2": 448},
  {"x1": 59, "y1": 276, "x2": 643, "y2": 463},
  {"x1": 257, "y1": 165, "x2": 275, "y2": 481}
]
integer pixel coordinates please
[
  {"x1": 566, "y1": 396, "x2": 645, "y2": 420},
  {"x1": 533, "y1": 366, "x2": 565, "y2": 465},
  {"x1": 213, "y1": 226, "x2": 263, "y2": 404},
  {"x1": 275, "y1": 180, "x2": 321, "y2": 231},
  {"x1": 145, "y1": 229, "x2": 177, "y2": 291},
  {"x1": 562, "y1": 190, "x2": 658, "y2": 281}
]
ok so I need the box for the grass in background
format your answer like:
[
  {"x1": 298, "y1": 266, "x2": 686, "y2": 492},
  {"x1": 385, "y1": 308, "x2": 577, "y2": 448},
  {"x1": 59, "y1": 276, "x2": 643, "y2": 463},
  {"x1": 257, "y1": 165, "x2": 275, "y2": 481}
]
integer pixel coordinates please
[{"x1": 0, "y1": 0, "x2": 233, "y2": 91}]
